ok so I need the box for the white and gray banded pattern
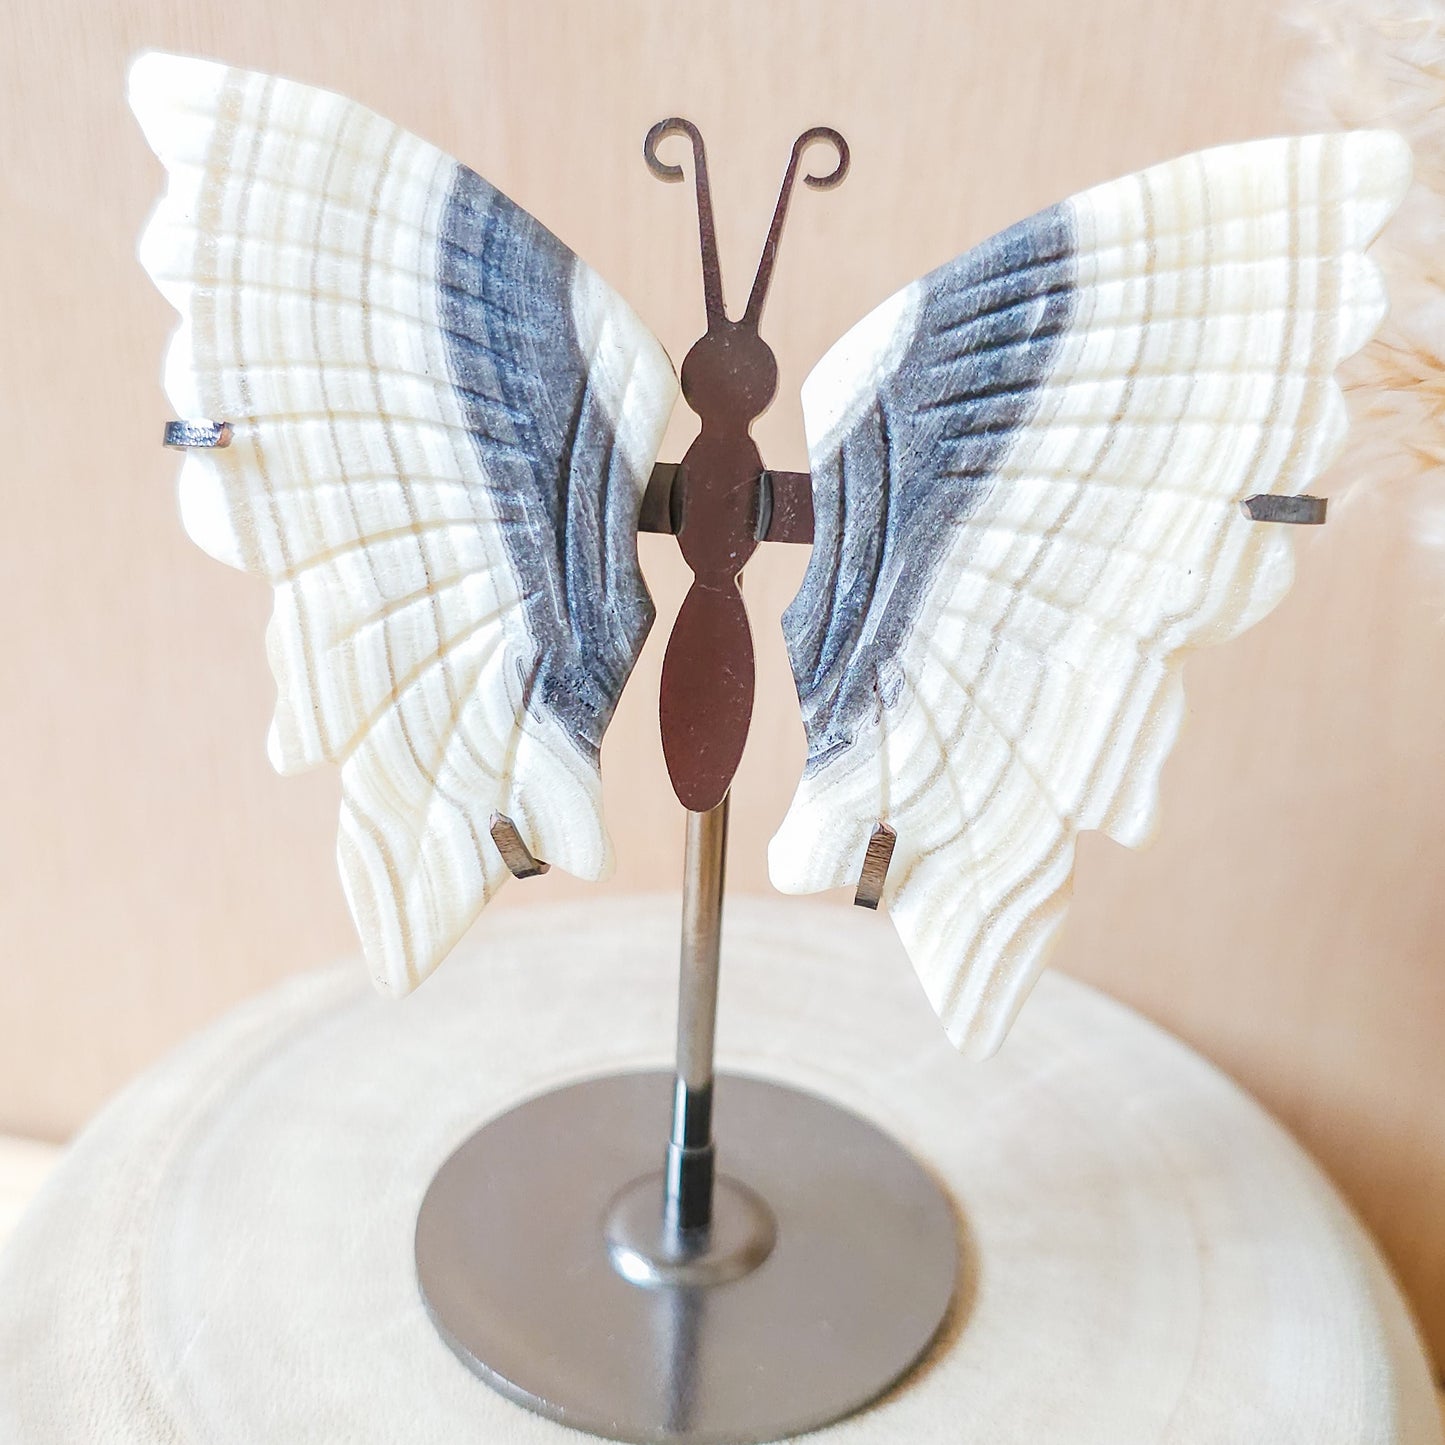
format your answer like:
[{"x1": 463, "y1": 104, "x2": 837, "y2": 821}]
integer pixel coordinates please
[
  {"x1": 772, "y1": 133, "x2": 1411, "y2": 1057},
  {"x1": 130, "y1": 53, "x2": 678, "y2": 994},
  {"x1": 784, "y1": 203, "x2": 1078, "y2": 769}
]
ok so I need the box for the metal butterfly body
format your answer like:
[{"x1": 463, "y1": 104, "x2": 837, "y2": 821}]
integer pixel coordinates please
[{"x1": 130, "y1": 52, "x2": 1410, "y2": 1054}]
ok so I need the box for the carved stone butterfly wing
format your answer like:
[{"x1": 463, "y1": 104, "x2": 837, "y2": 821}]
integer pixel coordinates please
[
  {"x1": 130, "y1": 54, "x2": 678, "y2": 993},
  {"x1": 771, "y1": 133, "x2": 1411, "y2": 1056}
]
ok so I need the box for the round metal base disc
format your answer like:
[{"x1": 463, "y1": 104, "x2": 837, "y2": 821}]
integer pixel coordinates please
[{"x1": 415, "y1": 1070, "x2": 958, "y2": 1444}]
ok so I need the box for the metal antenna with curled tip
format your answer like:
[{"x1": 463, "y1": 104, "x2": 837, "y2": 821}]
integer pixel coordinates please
[
  {"x1": 645, "y1": 118, "x2": 727, "y2": 330},
  {"x1": 743, "y1": 125, "x2": 849, "y2": 329}
]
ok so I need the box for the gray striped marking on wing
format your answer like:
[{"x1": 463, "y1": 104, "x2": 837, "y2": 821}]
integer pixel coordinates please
[
  {"x1": 783, "y1": 203, "x2": 1078, "y2": 774},
  {"x1": 437, "y1": 163, "x2": 654, "y2": 761}
]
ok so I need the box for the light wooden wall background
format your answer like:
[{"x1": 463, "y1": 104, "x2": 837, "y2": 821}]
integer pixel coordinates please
[{"x1": 1, "y1": 0, "x2": 1441, "y2": 1368}]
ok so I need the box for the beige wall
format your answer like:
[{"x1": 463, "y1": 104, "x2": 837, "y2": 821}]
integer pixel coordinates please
[{"x1": 1, "y1": 0, "x2": 1441, "y2": 1368}]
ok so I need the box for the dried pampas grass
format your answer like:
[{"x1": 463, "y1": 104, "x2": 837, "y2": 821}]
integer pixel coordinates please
[{"x1": 1292, "y1": 1, "x2": 1445, "y2": 535}]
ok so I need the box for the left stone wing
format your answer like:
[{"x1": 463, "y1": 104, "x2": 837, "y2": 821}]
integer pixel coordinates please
[
  {"x1": 130, "y1": 53, "x2": 677, "y2": 993},
  {"x1": 771, "y1": 132, "x2": 1410, "y2": 1057}
]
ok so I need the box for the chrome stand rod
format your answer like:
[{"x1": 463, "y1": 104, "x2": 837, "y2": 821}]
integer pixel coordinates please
[{"x1": 664, "y1": 796, "x2": 729, "y2": 1236}]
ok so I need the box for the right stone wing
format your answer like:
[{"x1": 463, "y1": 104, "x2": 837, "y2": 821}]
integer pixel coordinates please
[{"x1": 771, "y1": 132, "x2": 1410, "y2": 1057}]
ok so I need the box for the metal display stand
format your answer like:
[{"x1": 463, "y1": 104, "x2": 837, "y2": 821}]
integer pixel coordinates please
[
  {"x1": 415, "y1": 817, "x2": 957, "y2": 1442},
  {"x1": 412, "y1": 123, "x2": 960, "y2": 1443}
]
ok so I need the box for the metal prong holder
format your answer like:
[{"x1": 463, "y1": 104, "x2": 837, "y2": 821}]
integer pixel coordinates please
[{"x1": 410, "y1": 119, "x2": 960, "y2": 1445}]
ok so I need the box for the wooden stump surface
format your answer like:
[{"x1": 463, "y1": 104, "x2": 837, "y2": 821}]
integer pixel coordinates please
[{"x1": 0, "y1": 896, "x2": 1437, "y2": 1444}]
